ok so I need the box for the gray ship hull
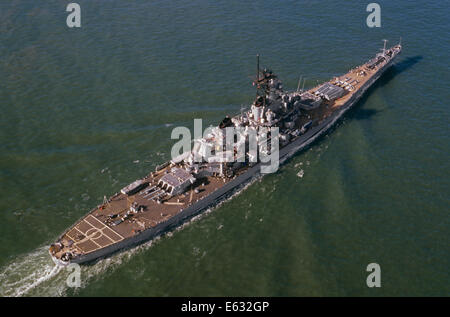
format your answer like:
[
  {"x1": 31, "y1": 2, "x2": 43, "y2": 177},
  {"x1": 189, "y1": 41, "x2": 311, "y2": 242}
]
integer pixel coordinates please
[{"x1": 62, "y1": 58, "x2": 396, "y2": 265}]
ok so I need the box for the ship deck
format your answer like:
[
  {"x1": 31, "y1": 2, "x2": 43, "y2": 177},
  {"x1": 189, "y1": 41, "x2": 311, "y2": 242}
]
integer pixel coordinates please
[
  {"x1": 52, "y1": 47, "x2": 399, "y2": 261},
  {"x1": 54, "y1": 166, "x2": 249, "y2": 258}
]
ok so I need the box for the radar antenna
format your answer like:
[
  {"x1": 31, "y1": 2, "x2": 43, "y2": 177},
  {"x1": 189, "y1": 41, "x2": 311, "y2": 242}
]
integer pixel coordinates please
[
  {"x1": 101, "y1": 195, "x2": 111, "y2": 210},
  {"x1": 126, "y1": 196, "x2": 134, "y2": 209},
  {"x1": 297, "y1": 75, "x2": 302, "y2": 92},
  {"x1": 382, "y1": 39, "x2": 388, "y2": 56},
  {"x1": 253, "y1": 54, "x2": 270, "y2": 107},
  {"x1": 256, "y1": 54, "x2": 260, "y2": 82}
]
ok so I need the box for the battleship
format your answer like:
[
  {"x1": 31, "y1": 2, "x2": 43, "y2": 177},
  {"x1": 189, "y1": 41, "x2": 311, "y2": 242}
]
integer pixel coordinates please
[{"x1": 49, "y1": 41, "x2": 402, "y2": 265}]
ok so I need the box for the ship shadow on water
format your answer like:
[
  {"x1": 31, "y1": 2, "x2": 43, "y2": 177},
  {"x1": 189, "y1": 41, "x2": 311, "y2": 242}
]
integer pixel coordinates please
[
  {"x1": 280, "y1": 55, "x2": 423, "y2": 167},
  {"x1": 347, "y1": 55, "x2": 423, "y2": 121},
  {"x1": 378, "y1": 55, "x2": 423, "y2": 87}
]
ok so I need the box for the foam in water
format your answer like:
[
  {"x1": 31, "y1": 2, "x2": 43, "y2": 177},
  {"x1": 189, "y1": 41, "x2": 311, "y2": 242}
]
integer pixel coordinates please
[
  {"x1": 0, "y1": 246, "x2": 63, "y2": 297},
  {"x1": 0, "y1": 171, "x2": 261, "y2": 297},
  {"x1": 0, "y1": 239, "x2": 159, "y2": 297}
]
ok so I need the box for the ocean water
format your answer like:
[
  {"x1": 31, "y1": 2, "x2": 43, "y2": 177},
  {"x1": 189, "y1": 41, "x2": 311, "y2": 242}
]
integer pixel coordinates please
[{"x1": 0, "y1": 0, "x2": 448, "y2": 296}]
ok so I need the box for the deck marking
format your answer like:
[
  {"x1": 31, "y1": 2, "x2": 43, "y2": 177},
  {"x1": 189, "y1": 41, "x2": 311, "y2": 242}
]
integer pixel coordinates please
[
  {"x1": 82, "y1": 218, "x2": 120, "y2": 246},
  {"x1": 72, "y1": 223, "x2": 104, "y2": 249},
  {"x1": 102, "y1": 227, "x2": 123, "y2": 242},
  {"x1": 65, "y1": 231, "x2": 76, "y2": 242},
  {"x1": 86, "y1": 215, "x2": 125, "y2": 240},
  {"x1": 73, "y1": 226, "x2": 87, "y2": 237},
  {"x1": 85, "y1": 227, "x2": 102, "y2": 239},
  {"x1": 95, "y1": 230, "x2": 115, "y2": 243},
  {"x1": 64, "y1": 215, "x2": 127, "y2": 254},
  {"x1": 73, "y1": 226, "x2": 102, "y2": 249},
  {"x1": 94, "y1": 229, "x2": 115, "y2": 244},
  {"x1": 84, "y1": 215, "x2": 103, "y2": 230}
]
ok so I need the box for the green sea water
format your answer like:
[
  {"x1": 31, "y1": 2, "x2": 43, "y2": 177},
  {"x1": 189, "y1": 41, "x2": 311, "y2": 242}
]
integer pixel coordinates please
[{"x1": 0, "y1": 0, "x2": 448, "y2": 296}]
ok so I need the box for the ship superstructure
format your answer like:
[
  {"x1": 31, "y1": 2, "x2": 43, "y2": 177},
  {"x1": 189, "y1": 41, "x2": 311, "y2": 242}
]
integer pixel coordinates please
[{"x1": 50, "y1": 42, "x2": 402, "y2": 265}]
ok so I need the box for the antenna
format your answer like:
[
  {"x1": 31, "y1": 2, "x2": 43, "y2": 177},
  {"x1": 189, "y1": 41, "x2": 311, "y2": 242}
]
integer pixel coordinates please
[
  {"x1": 399, "y1": 37, "x2": 402, "y2": 46},
  {"x1": 256, "y1": 54, "x2": 260, "y2": 82},
  {"x1": 382, "y1": 39, "x2": 388, "y2": 56},
  {"x1": 255, "y1": 54, "x2": 260, "y2": 99},
  {"x1": 297, "y1": 75, "x2": 302, "y2": 92},
  {"x1": 302, "y1": 77, "x2": 306, "y2": 91},
  {"x1": 102, "y1": 195, "x2": 110, "y2": 209},
  {"x1": 127, "y1": 196, "x2": 134, "y2": 209}
]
